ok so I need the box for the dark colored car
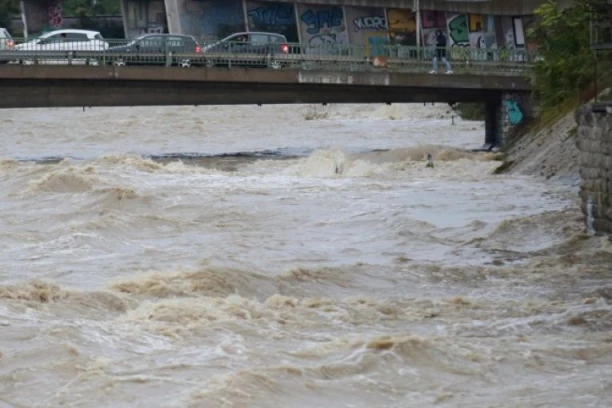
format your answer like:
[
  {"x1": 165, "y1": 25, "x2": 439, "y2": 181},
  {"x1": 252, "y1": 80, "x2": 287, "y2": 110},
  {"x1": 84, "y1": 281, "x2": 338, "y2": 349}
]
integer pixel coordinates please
[
  {"x1": 108, "y1": 34, "x2": 202, "y2": 67},
  {"x1": 202, "y1": 32, "x2": 290, "y2": 69}
]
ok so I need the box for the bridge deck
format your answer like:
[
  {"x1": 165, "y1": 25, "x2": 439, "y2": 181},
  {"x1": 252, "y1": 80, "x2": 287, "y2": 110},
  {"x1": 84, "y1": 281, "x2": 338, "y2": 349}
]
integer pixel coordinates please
[{"x1": 0, "y1": 65, "x2": 532, "y2": 108}]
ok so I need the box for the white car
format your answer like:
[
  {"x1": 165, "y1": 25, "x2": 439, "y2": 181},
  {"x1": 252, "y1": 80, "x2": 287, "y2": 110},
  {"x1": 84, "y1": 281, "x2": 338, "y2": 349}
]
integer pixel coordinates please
[
  {"x1": 0, "y1": 27, "x2": 15, "y2": 64},
  {"x1": 0, "y1": 27, "x2": 14, "y2": 51},
  {"x1": 15, "y1": 29, "x2": 109, "y2": 65}
]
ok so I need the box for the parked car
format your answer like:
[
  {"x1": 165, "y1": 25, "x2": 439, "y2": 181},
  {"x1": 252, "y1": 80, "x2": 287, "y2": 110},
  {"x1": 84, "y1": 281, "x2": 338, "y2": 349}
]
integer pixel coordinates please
[
  {"x1": 108, "y1": 34, "x2": 202, "y2": 67},
  {"x1": 0, "y1": 28, "x2": 15, "y2": 64},
  {"x1": 202, "y1": 32, "x2": 290, "y2": 69},
  {"x1": 14, "y1": 29, "x2": 109, "y2": 65},
  {"x1": 0, "y1": 28, "x2": 14, "y2": 50}
]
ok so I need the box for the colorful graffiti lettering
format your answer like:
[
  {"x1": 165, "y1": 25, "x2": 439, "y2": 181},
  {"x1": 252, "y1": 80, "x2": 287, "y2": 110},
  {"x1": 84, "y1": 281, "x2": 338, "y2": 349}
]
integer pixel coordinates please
[
  {"x1": 248, "y1": 4, "x2": 295, "y2": 27},
  {"x1": 48, "y1": 0, "x2": 63, "y2": 29},
  {"x1": 448, "y1": 14, "x2": 468, "y2": 45},
  {"x1": 387, "y1": 9, "x2": 416, "y2": 46},
  {"x1": 247, "y1": 2, "x2": 298, "y2": 42},
  {"x1": 300, "y1": 7, "x2": 343, "y2": 35},
  {"x1": 504, "y1": 98, "x2": 524, "y2": 126},
  {"x1": 352, "y1": 16, "x2": 387, "y2": 32}
]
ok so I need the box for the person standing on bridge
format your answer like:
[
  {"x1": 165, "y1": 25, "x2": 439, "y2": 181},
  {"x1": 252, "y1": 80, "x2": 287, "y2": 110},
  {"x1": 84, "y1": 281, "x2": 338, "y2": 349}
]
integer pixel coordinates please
[{"x1": 430, "y1": 29, "x2": 453, "y2": 75}]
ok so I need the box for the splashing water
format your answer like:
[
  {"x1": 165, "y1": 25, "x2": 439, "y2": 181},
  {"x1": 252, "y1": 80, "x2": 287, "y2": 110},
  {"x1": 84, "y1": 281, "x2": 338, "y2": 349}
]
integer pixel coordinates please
[{"x1": 0, "y1": 104, "x2": 610, "y2": 408}]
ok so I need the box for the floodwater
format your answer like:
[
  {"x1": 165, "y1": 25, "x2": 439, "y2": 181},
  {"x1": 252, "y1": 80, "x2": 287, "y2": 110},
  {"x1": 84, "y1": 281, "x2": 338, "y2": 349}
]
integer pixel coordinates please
[{"x1": 0, "y1": 103, "x2": 610, "y2": 408}]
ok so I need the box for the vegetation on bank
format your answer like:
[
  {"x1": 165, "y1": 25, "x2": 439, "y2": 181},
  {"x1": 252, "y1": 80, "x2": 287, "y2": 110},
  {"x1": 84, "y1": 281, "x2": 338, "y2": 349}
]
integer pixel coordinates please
[
  {"x1": 527, "y1": 0, "x2": 603, "y2": 111},
  {"x1": 491, "y1": 0, "x2": 611, "y2": 174},
  {"x1": 454, "y1": 0, "x2": 608, "y2": 123}
]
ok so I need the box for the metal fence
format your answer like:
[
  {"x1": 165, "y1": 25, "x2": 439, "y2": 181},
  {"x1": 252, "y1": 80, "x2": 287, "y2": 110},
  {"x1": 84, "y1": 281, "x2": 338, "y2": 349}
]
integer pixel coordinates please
[{"x1": 0, "y1": 38, "x2": 538, "y2": 75}]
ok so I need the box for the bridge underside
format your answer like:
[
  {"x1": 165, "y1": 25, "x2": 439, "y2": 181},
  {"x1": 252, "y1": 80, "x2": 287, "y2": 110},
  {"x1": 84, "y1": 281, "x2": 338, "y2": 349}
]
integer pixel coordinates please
[
  {"x1": 0, "y1": 65, "x2": 527, "y2": 108},
  {"x1": 0, "y1": 79, "x2": 505, "y2": 108}
]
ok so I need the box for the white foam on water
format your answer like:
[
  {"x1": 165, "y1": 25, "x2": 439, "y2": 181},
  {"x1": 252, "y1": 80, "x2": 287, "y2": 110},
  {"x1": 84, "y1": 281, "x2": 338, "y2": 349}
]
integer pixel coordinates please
[{"x1": 0, "y1": 103, "x2": 609, "y2": 408}]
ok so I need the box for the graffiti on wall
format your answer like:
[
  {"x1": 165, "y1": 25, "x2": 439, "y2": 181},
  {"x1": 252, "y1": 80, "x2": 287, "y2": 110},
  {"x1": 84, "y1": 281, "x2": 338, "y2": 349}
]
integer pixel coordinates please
[
  {"x1": 468, "y1": 14, "x2": 497, "y2": 49},
  {"x1": 504, "y1": 95, "x2": 524, "y2": 126},
  {"x1": 298, "y1": 5, "x2": 348, "y2": 46},
  {"x1": 345, "y1": 7, "x2": 388, "y2": 54},
  {"x1": 422, "y1": 10, "x2": 446, "y2": 29},
  {"x1": 48, "y1": 0, "x2": 63, "y2": 29},
  {"x1": 181, "y1": 0, "x2": 244, "y2": 40},
  {"x1": 352, "y1": 16, "x2": 387, "y2": 31},
  {"x1": 246, "y1": 1, "x2": 299, "y2": 42},
  {"x1": 170, "y1": 2, "x2": 537, "y2": 57},
  {"x1": 495, "y1": 16, "x2": 537, "y2": 52},
  {"x1": 387, "y1": 9, "x2": 416, "y2": 46},
  {"x1": 446, "y1": 13, "x2": 469, "y2": 46}
]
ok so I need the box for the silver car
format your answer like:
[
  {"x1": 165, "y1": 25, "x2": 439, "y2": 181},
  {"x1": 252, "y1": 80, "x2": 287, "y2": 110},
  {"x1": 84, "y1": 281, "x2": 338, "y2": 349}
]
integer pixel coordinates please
[{"x1": 14, "y1": 29, "x2": 109, "y2": 65}]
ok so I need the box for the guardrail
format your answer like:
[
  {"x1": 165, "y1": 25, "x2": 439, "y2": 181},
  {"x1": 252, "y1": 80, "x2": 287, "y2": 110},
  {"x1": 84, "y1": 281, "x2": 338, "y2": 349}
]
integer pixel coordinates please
[{"x1": 0, "y1": 38, "x2": 538, "y2": 75}]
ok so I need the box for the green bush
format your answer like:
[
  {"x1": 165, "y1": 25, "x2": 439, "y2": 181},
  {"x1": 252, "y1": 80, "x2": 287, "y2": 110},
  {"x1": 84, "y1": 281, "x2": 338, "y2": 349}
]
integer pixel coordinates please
[{"x1": 528, "y1": 0, "x2": 608, "y2": 110}]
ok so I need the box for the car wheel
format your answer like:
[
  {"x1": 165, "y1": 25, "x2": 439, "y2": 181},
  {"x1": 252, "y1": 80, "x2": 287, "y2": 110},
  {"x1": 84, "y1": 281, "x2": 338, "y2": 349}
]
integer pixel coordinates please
[
  {"x1": 268, "y1": 60, "x2": 282, "y2": 70},
  {"x1": 179, "y1": 59, "x2": 191, "y2": 68},
  {"x1": 113, "y1": 59, "x2": 126, "y2": 67}
]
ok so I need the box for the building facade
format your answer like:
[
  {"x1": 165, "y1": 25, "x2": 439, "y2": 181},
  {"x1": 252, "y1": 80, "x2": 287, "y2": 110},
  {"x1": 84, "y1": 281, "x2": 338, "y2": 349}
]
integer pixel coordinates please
[{"x1": 120, "y1": 0, "x2": 543, "y2": 52}]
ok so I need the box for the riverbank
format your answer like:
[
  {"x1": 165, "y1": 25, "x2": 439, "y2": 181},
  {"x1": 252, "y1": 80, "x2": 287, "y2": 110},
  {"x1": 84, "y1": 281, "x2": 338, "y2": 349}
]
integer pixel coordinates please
[{"x1": 493, "y1": 110, "x2": 581, "y2": 188}]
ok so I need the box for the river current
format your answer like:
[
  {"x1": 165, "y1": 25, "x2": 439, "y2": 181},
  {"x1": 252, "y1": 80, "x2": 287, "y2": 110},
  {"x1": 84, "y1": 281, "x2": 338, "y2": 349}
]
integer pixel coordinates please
[{"x1": 0, "y1": 103, "x2": 610, "y2": 407}]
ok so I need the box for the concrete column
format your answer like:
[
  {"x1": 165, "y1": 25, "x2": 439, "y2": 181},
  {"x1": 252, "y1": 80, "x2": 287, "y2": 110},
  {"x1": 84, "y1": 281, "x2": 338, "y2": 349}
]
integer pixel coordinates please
[
  {"x1": 120, "y1": 0, "x2": 130, "y2": 39},
  {"x1": 484, "y1": 100, "x2": 501, "y2": 149},
  {"x1": 164, "y1": 0, "x2": 182, "y2": 34}
]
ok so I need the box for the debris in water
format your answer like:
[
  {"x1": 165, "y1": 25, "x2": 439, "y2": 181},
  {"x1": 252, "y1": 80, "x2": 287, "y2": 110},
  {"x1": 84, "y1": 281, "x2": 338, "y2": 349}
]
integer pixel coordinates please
[{"x1": 426, "y1": 153, "x2": 434, "y2": 168}]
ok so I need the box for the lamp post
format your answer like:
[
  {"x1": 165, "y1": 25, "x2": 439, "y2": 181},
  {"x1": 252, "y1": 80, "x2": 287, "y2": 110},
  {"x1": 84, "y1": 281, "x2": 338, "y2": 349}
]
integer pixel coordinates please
[
  {"x1": 20, "y1": 0, "x2": 27, "y2": 40},
  {"x1": 414, "y1": 0, "x2": 421, "y2": 58}
]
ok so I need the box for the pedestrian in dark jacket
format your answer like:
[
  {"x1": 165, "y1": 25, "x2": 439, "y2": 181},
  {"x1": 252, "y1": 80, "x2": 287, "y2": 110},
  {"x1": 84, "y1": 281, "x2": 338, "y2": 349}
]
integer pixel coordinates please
[{"x1": 430, "y1": 29, "x2": 453, "y2": 74}]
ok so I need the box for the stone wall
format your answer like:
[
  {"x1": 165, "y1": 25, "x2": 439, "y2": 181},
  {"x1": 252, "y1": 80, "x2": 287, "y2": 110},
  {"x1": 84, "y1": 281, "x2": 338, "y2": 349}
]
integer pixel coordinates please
[{"x1": 576, "y1": 106, "x2": 612, "y2": 235}]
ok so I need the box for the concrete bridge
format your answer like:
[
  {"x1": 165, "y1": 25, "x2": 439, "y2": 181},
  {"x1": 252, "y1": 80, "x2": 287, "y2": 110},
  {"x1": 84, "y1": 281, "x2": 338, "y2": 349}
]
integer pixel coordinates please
[{"x1": 0, "y1": 63, "x2": 532, "y2": 148}]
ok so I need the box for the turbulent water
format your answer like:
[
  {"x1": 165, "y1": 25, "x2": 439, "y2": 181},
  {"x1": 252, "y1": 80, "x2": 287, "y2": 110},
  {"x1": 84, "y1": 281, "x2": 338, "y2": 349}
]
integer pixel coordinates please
[{"x1": 0, "y1": 103, "x2": 611, "y2": 408}]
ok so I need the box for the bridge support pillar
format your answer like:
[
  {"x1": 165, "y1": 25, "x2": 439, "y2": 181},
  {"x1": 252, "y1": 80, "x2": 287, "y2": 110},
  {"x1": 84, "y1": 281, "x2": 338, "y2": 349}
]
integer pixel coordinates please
[{"x1": 484, "y1": 100, "x2": 502, "y2": 150}]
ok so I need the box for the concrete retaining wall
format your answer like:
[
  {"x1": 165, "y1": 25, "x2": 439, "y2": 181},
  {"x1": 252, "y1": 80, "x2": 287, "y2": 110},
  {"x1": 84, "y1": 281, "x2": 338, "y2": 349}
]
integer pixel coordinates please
[{"x1": 576, "y1": 107, "x2": 612, "y2": 235}]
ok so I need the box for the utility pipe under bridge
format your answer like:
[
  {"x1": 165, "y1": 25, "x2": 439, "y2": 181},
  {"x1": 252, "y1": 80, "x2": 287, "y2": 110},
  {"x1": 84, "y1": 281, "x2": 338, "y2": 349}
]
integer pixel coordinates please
[{"x1": 0, "y1": 65, "x2": 533, "y2": 149}]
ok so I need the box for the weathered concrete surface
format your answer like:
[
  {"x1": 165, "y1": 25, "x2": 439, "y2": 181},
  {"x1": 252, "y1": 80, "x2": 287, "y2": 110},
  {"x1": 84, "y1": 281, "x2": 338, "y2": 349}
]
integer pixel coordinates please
[
  {"x1": 163, "y1": 0, "x2": 548, "y2": 17},
  {"x1": 0, "y1": 65, "x2": 531, "y2": 109},
  {"x1": 21, "y1": 0, "x2": 46, "y2": 36},
  {"x1": 576, "y1": 106, "x2": 612, "y2": 234}
]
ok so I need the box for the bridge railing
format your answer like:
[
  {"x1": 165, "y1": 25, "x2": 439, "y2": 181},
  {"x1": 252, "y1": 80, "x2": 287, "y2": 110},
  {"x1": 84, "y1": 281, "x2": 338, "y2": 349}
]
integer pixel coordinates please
[{"x1": 0, "y1": 38, "x2": 538, "y2": 76}]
